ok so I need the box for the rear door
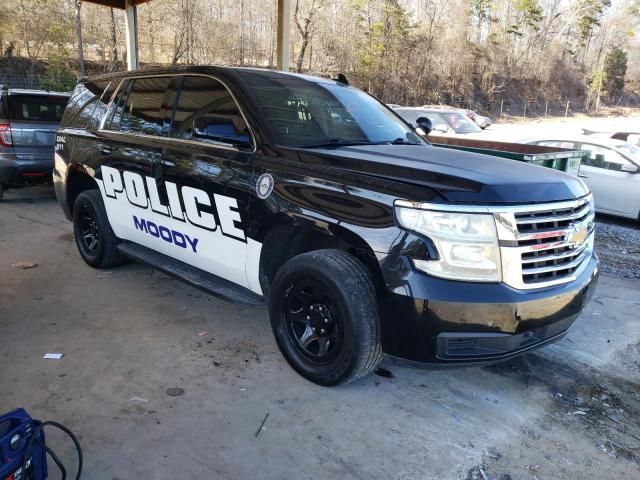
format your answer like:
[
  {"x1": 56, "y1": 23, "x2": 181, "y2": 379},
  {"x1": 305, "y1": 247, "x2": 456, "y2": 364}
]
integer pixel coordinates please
[
  {"x1": 6, "y1": 93, "x2": 69, "y2": 160},
  {"x1": 96, "y1": 76, "x2": 175, "y2": 244},
  {"x1": 578, "y1": 142, "x2": 638, "y2": 217}
]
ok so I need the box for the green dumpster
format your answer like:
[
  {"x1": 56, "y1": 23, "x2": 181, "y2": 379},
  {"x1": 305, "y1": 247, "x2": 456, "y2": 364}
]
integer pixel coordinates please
[{"x1": 428, "y1": 135, "x2": 586, "y2": 177}]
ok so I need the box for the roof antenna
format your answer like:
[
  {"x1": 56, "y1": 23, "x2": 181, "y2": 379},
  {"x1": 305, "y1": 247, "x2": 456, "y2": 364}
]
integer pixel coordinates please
[{"x1": 333, "y1": 73, "x2": 349, "y2": 86}]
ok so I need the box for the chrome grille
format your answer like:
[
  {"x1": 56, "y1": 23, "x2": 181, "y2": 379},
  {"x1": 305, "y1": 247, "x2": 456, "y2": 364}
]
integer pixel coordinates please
[{"x1": 496, "y1": 195, "x2": 595, "y2": 289}]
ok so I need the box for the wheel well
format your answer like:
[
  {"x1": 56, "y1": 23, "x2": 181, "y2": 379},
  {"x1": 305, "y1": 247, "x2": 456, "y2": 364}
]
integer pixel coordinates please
[
  {"x1": 67, "y1": 170, "x2": 98, "y2": 214},
  {"x1": 258, "y1": 222, "x2": 385, "y2": 298}
]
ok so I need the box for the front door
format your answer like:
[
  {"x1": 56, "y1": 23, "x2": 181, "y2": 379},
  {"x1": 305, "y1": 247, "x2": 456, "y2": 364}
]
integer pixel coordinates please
[
  {"x1": 154, "y1": 74, "x2": 258, "y2": 292},
  {"x1": 579, "y1": 143, "x2": 638, "y2": 217}
]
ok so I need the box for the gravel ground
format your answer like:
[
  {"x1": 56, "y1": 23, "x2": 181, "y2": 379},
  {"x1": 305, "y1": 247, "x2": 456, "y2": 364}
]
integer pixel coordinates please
[{"x1": 595, "y1": 216, "x2": 640, "y2": 279}]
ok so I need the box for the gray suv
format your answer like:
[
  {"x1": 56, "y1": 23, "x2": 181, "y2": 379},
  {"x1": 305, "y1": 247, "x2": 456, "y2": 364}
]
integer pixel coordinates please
[{"x1": 0, "y1": 86, "x2": 70, "y2": 200}]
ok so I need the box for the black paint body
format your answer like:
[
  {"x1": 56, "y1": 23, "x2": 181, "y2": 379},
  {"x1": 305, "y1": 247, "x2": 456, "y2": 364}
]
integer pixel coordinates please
[{"x1": 53, "y1": 66, "x2": 598, "y2": 365}]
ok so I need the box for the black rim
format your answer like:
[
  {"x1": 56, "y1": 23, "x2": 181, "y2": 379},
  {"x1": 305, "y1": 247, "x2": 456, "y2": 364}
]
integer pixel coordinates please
[
  {"x1": 78, "y1": 201, "x2": 100, "y2": 253},
  {"x1": 283, "y1": 279, "x2": 343, "y2": 364}
]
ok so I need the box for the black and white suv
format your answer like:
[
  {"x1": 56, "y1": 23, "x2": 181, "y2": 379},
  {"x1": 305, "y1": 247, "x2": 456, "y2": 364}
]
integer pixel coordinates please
[{"x1": 53, "y1": 66, "x2": 598, "y2": 385}]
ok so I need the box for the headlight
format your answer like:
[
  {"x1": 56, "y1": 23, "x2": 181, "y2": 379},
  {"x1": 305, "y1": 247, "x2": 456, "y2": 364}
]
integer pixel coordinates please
[{"x1": 395, "y1": 206, "x2": 501, "y2": 282}]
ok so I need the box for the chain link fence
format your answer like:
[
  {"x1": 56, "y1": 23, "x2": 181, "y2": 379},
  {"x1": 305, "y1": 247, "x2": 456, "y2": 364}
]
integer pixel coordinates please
[{"x1": 448, "y1": 95, "x2": 639, "y2": 119}]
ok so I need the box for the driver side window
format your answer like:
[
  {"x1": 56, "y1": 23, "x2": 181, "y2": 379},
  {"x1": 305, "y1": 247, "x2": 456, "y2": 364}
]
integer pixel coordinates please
[
  {"x1": 581, "y1": 144, "x2": 631, "y2": 171},
  {"x1": 170, "y1": 76, "x2": 252, "y2": 148}
]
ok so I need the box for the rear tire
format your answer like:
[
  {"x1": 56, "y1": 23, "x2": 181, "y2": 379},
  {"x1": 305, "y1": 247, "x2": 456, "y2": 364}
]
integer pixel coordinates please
[
  {"x1": 73, "y1": 190, "x2": 124, "y2": 268},
  {"x1": 269, "y1": 249, "x2": 383, "y2": 386},
  {"x1": 0, "y1": 183, "x2": 5, "y2": 201}
]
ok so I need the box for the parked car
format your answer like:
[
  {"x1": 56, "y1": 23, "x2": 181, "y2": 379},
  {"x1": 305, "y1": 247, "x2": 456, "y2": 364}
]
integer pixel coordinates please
[
  {"x1": 394, "y1": 107, "x2": 483, "y2": 135},
  {"x1": 582, "y1": 129, "x2": 640, "y2": 146},
  {"x1": 54, "y1": 67, "x2": 597, "y2": 385},
  {"x1": 523, "y1": 135, "x2": 640, "y2": 220},
  {"x1": 0, "y1": 86, "x2": 70, "y2": 200},
  {"x1": 421, "y1": 105, "x2": 492, "y2": 129},
  {"x1": 461, "y1": 108, "x2": 492, "y2": 129}
]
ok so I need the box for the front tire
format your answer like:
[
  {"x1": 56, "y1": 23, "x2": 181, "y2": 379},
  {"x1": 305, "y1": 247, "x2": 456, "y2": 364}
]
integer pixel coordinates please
[
  {"x1": 73, "y1": 190, "x2": 124, "y2": 268},
  {"x1": 269, "y1": 249, "x2": 383, "y2": 386}
]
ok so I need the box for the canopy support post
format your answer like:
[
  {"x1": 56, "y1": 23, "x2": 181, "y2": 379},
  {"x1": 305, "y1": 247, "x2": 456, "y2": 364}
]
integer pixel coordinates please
[
  {"x1": 124, "y1": 0, "x2": 139, "y2": 70},
  {"x1": 276, "y1": 0, "x2": 290, "y2": 71}
]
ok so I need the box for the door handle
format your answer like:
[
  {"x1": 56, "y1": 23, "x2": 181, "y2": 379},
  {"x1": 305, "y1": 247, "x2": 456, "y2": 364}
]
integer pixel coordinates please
[
  {"x1": 578, "y1": 174, "x2": 589, "y2": 178},
  {"x1": 99, "y1": 146, "x2": 112, "y2": 156}
]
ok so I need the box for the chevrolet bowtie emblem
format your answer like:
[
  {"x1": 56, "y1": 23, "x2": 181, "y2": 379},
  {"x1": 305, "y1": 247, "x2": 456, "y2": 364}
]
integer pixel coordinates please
[{"x1": 567, "y1": 223, "x2": 588, "y2": 247}]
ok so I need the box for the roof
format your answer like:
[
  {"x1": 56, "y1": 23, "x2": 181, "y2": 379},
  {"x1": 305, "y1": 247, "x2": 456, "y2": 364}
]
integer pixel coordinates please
[
  {"x1": 522, "y1": 134, "x2": 630, "y2": 149},
  {"x1": 5, "y1": 88, "x2": 71, "y2": 96},
  {"x1": 82, "y1": 0, "x2": 153, "y2": 9},
  {"x1": 81, "y1": 64, "x2": 346, "y2": 87},
  {"x1": 394, "y1": 106, "x2": 462, "y2": 115}
]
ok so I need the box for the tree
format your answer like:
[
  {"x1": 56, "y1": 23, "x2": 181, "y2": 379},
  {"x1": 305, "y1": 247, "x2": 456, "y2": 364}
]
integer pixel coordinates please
[
  {"x1": 507, "y1": 0, "x2": 542, "y2": 38},
  {"x1": 293, "y1": 0, "x2": 326, "y2": 73},
  {"x1": 74, "y1": 0, "x2": 85, "y2": 76},
  {"x1": 108, "y1": 7, "x2": 118, "y2": 72},
  {"x1": 604, "y1": 47, "x2": 627, "y2": 97}
]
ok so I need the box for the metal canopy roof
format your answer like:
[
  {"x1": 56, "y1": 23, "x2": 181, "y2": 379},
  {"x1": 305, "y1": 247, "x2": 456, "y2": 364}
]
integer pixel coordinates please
[
  {"x1": 80, "y1": 0, "x2": 291, "y2": 72},
  {"x1": 82, "y1": 0, "x2": 152, "y2": 8}
]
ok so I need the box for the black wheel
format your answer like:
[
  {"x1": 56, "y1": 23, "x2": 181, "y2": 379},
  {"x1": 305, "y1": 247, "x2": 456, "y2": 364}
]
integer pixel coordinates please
[
  {"x1": 269, "y1": 249, "x2": 383, "y2": 386},
  {"x1": 73, "y1": 190, "x2": 124, "y2": 268},
  {"x1": 0, "y1": 183, "x2": 5, "y2": 201}
]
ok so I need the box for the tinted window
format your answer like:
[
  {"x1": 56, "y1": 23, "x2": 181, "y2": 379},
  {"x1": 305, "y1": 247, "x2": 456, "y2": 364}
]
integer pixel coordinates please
[
  {"x1": 108, "y1": 77, "x2": 172, "y2": 136},
  {"x1": 87, "y1": 81, "x2": 116, "y2": 130},
  {"x1": 242, "y1": 73, "x2": 423, "y2": 147},
  {"x1": 61, "y1": 80, "x2": 111, "y2": 129},
  {"x1": 170, "y1": 76, "x2": 251, "y2": 147},
  {"x1": 7, "y1": 94, "x2": 68, "y2": 122}
]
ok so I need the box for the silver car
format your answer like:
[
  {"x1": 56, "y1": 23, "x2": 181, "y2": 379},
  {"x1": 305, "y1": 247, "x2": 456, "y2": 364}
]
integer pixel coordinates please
[
  {"x1": 523, "y1": 135, "x2": 640, "y2": 220},
  {"x1": 0, "y1": 87, "x2": 70, "y2": 200},
  {"x1": 394, "y1": 107, "x2": 483, "y2": 135}
]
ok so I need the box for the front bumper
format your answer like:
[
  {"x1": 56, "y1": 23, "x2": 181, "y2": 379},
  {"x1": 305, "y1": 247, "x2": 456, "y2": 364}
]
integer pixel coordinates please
[
  {"x1": 0, "y1": 154, "x2": 53, "y2": 186},
  {"x1": 377, "y1": 252, "x2": 599, "y2": 365}
]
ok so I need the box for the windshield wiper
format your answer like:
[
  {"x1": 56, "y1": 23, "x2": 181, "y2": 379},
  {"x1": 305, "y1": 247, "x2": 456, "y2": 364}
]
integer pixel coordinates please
[
  {"x1": 298, "y1": 138, "x2": 421, "y2": 148},
  {"x1": 298, "y1": 139, "x2": 387, "y2": 148},
  {"x1": 389, "y1": 137, "x2": 421, "y2": 145}
]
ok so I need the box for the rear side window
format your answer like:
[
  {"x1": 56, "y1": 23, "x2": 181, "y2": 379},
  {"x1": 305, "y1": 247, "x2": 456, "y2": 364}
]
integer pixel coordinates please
[
  {"x1": 581, "y1": 143, "x2": 632, "y2": 171},
  {"x1": 61, "y1": 80, "x2": 111, "y2": 129},
  {"x1": 170, "y1": 76, "x2": 251, "y2": 147},
  {"x1": 87, "y1": 81, "x2": 116, "y2": 130},
  {"x1": 107, "y1": 77, "x2": 172, "y2": 136},
  {"x1": 7, "y1": 94, "x2": 68, "y2": 122}
]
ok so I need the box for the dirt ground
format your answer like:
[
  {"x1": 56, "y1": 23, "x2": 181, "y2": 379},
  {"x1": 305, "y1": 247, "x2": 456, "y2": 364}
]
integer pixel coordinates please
[{"x1": 1, "y1": 185, "x2": 639, "y2": 480}]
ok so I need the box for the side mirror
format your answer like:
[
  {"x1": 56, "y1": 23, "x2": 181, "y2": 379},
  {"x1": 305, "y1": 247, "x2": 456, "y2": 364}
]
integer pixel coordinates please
[
  {"x1": 415, "y1": 116, "x2": 432, "y2": 135},
  {"x1": 621, "y1": 163, "x2": 639, "y2": 173}
]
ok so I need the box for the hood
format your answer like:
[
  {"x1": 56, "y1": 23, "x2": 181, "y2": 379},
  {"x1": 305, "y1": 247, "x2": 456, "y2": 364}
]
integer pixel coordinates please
[{"x1": 296, "y1": 144, "x2": 589, "y2": 204}]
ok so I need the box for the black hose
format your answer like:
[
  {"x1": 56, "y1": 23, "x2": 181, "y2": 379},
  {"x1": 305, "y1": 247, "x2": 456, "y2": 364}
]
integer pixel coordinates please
[{"x1": 21, "y1": 420, "x2": 83, "y2": 480}]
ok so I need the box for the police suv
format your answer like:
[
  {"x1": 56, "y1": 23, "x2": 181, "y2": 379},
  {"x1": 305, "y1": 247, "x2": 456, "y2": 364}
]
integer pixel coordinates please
[{"x1": 54, "y1": 66, "x2": 598, "y2": 385}]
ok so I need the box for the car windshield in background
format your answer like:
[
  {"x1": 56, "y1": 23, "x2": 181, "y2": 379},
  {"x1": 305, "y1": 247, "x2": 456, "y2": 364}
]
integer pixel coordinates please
[
  {"x1": 7, "y1": 94, "x2": 68, "y2": 122},
  {"x1": 438, "y1": 111, "x2": 482, "y2": 134},
  {"x1": 245, "y1": 76, "x2": 424, "y2": 147},
  {"x1": 617, "y1": 143, "x2": 640, "y2": 165}
]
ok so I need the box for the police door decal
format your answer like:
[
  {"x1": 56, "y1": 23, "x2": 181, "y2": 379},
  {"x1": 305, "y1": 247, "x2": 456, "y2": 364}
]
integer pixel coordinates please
[{"x1": 96, "y1": 165, "x2": 263, "y2": 294}]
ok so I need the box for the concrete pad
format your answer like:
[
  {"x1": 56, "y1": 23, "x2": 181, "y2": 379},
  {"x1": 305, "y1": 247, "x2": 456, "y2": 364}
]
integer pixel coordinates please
[{"x1": 1, "y1": 186, "x2": 639, "y2": 479}]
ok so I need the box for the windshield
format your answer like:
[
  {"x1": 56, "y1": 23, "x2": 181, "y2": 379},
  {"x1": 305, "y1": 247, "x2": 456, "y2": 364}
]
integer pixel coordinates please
[
  {"x1": 617, "y1": 143, "x2": 640, "y2": 165},
  {"x1": 243, "y1": 74, "x2": 424, "y2": 147},
  {"x1": 437, "y1": 112, "x2": 482, "y2": 134}
]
